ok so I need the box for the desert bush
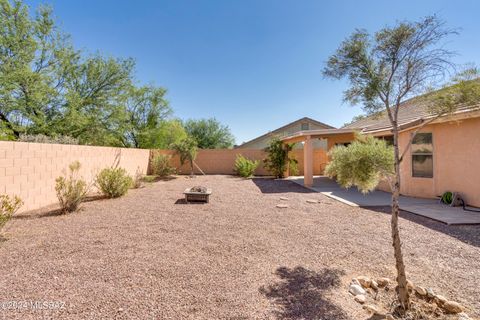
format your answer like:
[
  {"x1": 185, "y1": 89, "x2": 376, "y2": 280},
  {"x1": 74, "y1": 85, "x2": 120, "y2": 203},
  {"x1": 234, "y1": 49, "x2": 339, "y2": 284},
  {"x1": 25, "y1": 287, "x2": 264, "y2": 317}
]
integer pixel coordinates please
[
  {"x1": 325, "y1": 135, "x2": 394, "y2": 193},
  {"x1": 55, "y1": 161, "x2": 90, "y2": 213},
  {"x1": 263, "y1": 137, "x2": 297, "y2": 178},
  {"x1": 96, "y1": 167, "x2": 133, "y2": 198},
  {"x1": 131, "y1": 167, "x2": 143, "y2": 189},
  {"x1": 234, "y1": 155, "x2": 259, "y2": 178},
  {"x1": 0, "y1": 195, "x2": 23, "y2": 227},
  {"x1": 151, "y1": 154, "x2": 175, "y2": 177}
]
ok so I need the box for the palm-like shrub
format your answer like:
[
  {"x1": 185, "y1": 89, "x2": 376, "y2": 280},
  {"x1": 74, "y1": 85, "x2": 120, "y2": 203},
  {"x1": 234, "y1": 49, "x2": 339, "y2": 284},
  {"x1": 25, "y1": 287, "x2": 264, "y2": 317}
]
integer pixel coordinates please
[
  {"x1": 263, "y1": 138, "x2": 296, "y2": 178},
  {"x1": 234, "y1": 155, "x2": 259, "y2": 178},
  {"x1": 0, "y1": 195, "x2": 23, "y2": 227},
  {"x1": 151, "y1": 154, "x2": 175, "y2": 177},
  {"x1": 96, "y1": 167, "x2": 133, "y2": 198},
  {"x1": 55, "y1": 161, "x2": 89, "y2": 213}
]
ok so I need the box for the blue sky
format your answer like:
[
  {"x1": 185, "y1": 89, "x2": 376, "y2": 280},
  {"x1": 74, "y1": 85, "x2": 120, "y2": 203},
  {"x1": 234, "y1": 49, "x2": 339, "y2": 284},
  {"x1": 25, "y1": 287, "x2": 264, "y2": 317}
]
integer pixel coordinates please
[{"x1": 26, "y1": 0, "x2": 480, "y2": 144}]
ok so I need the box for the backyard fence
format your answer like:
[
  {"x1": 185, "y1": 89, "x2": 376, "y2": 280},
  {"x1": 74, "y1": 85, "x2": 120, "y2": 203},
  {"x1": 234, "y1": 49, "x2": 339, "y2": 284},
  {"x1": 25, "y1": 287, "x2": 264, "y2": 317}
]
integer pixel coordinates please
[
  {"x1": 0, "y1": 141, "x2": 328, "y2": 213},
  {"x1": 151, "y1": 148, "x2": 328, "y2": 176},
  {"x1": 0, "y1": 141, "x2": 150, "y2": 213}
]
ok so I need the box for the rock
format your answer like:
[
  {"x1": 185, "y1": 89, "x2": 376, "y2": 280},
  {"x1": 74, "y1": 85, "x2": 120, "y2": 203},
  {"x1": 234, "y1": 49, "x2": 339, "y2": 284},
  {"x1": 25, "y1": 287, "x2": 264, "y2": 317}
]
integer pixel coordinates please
[
  {"x1": 351, "y1": 278, "x2": 361, "y2": 286},
  {"x1": 377, "y1": 278, "x2": 391, "y2": 287},
  {"x1": 357, "y1": 276, "x2": 372, "y2": 288},
  {"x1": 363, "y1": 304, "x2": 380, "y2": 315},
  {"x1": 426, "y1": 288, "x2": 435, "y2": 298},
  {"x1": 414, "y1": 286, "x2": 427, "y2": 296},
  {"x1": 349, "y1": 284, "x2": 366, "y2": 296},
  {"x1": 435, "y1": 294, "x2": 447, "y2": 306},
  {"x1": 354, "y1": 294, "x2": 366, "y2": 304},
  {"x1": 443, "y1": 301, "x2": 463, "y2": 314},
  {"x1": 279, "y1": 197, "x2": 289, "y2": 201},
  {"x1": 406, "y1": 280, "x2": 414, "y2": 290},
  {"x1": 306, "y1": 199, "x2": 319, "y2": 203},
  {"x1": 458, "y1": 312, "x2": 470, "y2": 320},
  {"x1": 276, "y1": 204, "x2": 289, "y2": 208},
  {"x1": 370, "y1": 280, "x2": 378, "y2": 290},
  {"x1": 386, "y1": 315, "x2": 395, "y2": 320}
]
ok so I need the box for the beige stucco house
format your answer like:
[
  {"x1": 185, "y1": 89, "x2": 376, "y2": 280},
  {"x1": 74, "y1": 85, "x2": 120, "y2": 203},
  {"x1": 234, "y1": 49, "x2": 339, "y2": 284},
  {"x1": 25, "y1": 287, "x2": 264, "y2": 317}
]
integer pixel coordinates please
[
  {"x1": 236, "y1": 117, "x2": 334, "y2": 150},
  {"x1": 282, "y1": 98, "x2": 480, "y2": 207}
]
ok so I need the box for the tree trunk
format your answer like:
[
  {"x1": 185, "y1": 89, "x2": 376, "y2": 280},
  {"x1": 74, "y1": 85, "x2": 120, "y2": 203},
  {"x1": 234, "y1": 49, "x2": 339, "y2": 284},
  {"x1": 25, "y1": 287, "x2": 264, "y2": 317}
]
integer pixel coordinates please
[
  {"x1": 189, "y1": 159, "x2": 195, "y2": 177},
  {"x1": 392, "y1": 127, "x2": 410, "y2": 310}
]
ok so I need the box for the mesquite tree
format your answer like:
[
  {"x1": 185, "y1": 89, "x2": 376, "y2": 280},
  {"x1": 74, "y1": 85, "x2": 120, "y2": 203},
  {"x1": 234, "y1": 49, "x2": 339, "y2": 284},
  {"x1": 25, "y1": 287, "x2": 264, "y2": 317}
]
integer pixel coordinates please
[{"x1": 322, "y1": 16, "x2": 458, "y2": 310}]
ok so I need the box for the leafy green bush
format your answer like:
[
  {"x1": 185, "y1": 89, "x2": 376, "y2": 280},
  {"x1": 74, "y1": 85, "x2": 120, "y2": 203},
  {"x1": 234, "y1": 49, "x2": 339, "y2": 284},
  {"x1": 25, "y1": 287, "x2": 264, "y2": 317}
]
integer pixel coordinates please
[
  {"x1": 151, "y1": 154, "x2": 175, "y2": 177},
  {"x1": 325, "y1": 135, "x2": 394, "y2": 193},
  {"x1": 263, "y1": 137, "x2": 296, "y2": 178},
  {"x1": 96, "y1": 167, "x2": 133, "y2": 198},
  {"x1": 55, "y1": 161, "x2": 90, "y2": 213},
  {"x1": 234, "y1": 155, "x2": 259, "y2": 178},
  {"x1": 0, "y1": 195, "x2": 23, "y2": 227}
]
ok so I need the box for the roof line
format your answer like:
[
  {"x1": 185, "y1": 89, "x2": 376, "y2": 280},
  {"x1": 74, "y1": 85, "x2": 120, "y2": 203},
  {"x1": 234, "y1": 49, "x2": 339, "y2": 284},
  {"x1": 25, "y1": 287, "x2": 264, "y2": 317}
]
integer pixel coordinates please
[{"x1": 237, "y1": 117, "x2": 335, "y2": 147}]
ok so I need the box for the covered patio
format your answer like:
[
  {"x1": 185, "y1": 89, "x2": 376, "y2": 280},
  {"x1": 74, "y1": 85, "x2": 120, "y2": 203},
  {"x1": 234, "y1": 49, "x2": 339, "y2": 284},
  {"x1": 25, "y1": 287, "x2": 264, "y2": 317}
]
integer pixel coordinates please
[
  {"x1": 281, "y1": 130, "x2": 480, "y2": 225},
  {"x1": 288, "y1": 176, "x2": 480, "y2": 225},
  {"x1": 281, "y1": 128, "x2": 357, "y2": 187}
]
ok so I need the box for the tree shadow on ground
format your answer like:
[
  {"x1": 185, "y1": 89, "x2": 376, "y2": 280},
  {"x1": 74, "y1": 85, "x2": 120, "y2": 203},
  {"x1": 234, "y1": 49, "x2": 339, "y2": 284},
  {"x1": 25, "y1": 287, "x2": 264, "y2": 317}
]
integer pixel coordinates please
[
  {"x1": 364, "y1": 206, "x2": 480, "y2": 248},
  {"x1": 259, "y1": 266, "x2": 349, "y2": 320},
  {"x1": 252, "y1": 178, "x2": 316, "y2": 194}
]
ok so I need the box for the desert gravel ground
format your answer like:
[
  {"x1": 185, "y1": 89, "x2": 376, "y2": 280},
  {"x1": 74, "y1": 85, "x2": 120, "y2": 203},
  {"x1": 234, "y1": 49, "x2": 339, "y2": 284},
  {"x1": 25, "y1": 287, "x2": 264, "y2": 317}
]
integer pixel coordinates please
[{"x1": 0, "y1": 175, "x2": 479, "y2": 319}]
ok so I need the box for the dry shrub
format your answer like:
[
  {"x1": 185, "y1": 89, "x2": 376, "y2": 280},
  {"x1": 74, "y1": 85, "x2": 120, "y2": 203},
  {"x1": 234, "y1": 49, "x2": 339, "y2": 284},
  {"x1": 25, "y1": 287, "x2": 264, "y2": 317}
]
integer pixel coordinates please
[
  {"x1": 0, "y1": 195, "x2": 23, "y2": 227},
  {"x1": 55, "y1": 161, "x2": 90, "y2": 213}
]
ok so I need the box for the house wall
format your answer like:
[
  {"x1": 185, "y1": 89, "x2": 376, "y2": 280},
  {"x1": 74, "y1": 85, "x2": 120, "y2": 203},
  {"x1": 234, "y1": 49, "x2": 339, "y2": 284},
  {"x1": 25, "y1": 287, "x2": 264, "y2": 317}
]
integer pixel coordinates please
[
  {"x1": 238, "y1": 120, "x2": 329, "y2": 150},
  {"x1": 152, "y1": 148, "x2": 329, "y2": 176},
  {"x1": 0, "y1": 141, "x2": 150, "y2": 213},
  {"x1": 378, "y1": 117, "x2": 480, "y2": 207}
]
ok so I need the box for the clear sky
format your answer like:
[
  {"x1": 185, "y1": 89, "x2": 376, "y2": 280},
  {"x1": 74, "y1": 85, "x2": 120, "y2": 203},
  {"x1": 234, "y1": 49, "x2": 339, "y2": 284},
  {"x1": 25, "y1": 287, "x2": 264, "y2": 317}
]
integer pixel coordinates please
[{"x1": 25, "y1": 0, "x2": 480, "y2": 144}]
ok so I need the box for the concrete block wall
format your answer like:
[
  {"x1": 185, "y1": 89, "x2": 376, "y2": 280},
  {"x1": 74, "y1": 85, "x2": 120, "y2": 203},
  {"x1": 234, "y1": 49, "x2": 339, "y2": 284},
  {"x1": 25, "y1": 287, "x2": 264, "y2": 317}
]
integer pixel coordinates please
[
  {"x1": 151, "y1": 148, "x2": 328, "y2": 176},
  {"x1": 0, "y1": 141, "x2": 150, "y2": 213}
]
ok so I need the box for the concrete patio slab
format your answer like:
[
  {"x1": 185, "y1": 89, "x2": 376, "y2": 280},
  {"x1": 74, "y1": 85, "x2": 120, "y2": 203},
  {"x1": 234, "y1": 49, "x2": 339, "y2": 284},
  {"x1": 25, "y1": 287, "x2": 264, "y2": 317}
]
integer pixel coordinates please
[{"x1": 288, "y1": 176, "x2": 480, "y2": 225}]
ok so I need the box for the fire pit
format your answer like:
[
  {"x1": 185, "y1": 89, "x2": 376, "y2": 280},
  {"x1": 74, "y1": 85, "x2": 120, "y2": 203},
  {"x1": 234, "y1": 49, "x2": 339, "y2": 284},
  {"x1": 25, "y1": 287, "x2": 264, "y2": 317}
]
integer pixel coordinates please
[{"x1": 183, "y1": 186, "x2": 212, "y2": 203}]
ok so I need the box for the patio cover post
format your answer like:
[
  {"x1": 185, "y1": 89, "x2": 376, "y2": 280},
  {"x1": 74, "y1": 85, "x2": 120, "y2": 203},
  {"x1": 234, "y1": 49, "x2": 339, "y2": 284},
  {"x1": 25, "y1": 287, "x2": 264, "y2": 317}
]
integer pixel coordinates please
[{"x1": 304, "y1": 135, "x2": 313, "y2": 187}]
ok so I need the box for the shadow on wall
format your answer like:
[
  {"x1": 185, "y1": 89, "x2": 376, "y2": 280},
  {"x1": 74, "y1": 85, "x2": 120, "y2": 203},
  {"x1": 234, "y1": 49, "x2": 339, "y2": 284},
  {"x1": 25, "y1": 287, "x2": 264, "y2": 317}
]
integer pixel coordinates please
[
  {"x1": 259, "y1": 266, "x2": 349, "y2": 320},
  {"x1": 252, "y1": 178, "x2": 316, "y2": 194},
  {"x1": 364, "y1": 206, "x2": 480, "y2": 248}
]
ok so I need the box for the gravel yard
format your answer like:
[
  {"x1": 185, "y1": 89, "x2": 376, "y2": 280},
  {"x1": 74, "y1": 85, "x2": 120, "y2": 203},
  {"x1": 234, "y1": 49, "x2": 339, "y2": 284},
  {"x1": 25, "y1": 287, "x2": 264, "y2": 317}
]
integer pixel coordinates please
[{"x1": 0, "y1": 175, "x2": 479, "y2": 319}]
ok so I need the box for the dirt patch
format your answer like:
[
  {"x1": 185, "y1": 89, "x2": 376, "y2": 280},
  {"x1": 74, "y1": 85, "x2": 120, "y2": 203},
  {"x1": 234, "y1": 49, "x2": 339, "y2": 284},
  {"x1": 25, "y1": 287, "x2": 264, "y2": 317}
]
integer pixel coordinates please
[{"x1": 0, "y1": 175, "x2": 478, "y2": 319}]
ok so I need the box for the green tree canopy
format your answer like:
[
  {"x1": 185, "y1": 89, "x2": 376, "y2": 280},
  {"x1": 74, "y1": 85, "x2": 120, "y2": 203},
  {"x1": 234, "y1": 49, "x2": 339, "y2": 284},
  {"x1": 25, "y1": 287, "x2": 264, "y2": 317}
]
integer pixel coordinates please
[
  {"x1": 0, "y1": 0, "x2": 175, "y2": 147},
  {"x1": 183, "y1": 118, "x2": 235, "y2": 149}
]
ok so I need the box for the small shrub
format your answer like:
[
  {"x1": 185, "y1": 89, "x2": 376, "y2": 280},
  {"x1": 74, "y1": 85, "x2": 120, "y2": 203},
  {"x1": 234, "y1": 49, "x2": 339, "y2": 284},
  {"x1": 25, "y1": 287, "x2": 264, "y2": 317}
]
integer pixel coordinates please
[
  {"x1": 142, "y1": 175, "x2": 158, "y2": 183},
  {"x1": 0, "y1": 195, "x2": 23, "y2": 227},
  {"x1": 151, "y1": 154, "x2": 175, "y2": 177},
  {"x1": 132, "y1": 167, "x2": 143, "y2": 189},
  {"x1": 55, "y1": 161, "x2": 89, "y2": 213},
  {"x1": 96, "y1": 167, "x2": 133, "y2": 198},
  {"x1": 234, "y1": 155, "x2": 259, "y2": 178}
]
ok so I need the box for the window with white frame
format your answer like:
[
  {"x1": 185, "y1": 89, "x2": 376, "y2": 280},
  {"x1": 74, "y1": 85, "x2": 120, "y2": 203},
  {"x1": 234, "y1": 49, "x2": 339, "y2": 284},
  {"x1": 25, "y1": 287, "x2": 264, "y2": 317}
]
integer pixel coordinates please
[
  {"x1": 301, "y1": 122, "x2": 309, "y2": 130},
  {"x1": 411, "y1": 132, "x2": 433, "y2": 178}
]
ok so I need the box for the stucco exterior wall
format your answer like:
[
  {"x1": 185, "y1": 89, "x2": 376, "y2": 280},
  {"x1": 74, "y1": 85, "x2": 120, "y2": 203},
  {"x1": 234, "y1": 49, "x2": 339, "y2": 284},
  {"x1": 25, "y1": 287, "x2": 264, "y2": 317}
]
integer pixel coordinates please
[
  {"x1": 395, "y1": 117, "x2": 480, "y2": 207},
  {"x1": 0, "y1": 141, "x2": 150, "y2": 213}
]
